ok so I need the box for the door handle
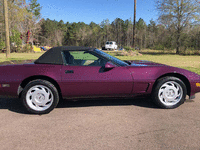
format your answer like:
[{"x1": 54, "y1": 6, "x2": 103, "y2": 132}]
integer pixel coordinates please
[{"x1": 65, "y1": 70, "x2": 74, "y2": 74}]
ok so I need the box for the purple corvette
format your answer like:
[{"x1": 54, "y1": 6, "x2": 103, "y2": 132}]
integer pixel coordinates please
[{"x1": 0, "y1": 46, "x2": 200, "y2": 114}]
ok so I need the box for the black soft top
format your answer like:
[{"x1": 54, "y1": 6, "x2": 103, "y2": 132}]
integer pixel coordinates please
[{"x1": 34, "y1": 46, "x2": 95, "y2": 65}]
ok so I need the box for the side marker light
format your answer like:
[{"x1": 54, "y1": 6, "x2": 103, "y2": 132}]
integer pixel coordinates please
[{"x1": 196, "y1": 83, "x2": 200, "y2": 87}]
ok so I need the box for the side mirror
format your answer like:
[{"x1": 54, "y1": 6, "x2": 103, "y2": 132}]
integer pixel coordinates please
[{"x1": 105, "y1": 62, "x2": 116, "y2": 69}]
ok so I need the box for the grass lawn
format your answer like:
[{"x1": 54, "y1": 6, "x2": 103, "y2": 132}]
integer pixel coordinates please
[
  {"x1": 0, "y1": 52, "x2": 45, "y2": 62},
  {"x1": 115, "y1": 55, "x2": 200, "y2": 75},
  {"x1": 0, "y1": 51, "x2": 199, "y2": 75}
]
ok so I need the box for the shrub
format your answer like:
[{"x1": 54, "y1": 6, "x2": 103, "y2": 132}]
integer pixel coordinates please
[
  {"x1": 124, "y1": 46, "x2": 135, "y2": 51},
  {"x1": 21, "y1": 44, "x2": 34, "y2": 53},
  {"x1": 115, "y1": 50, "x2": 141, "y2": 56},
  {"x1": 0, "y1": 39, "x2": 5, "y2": 50},
  {"x1": 154, "y1": 44, "x2": 164, "y2": 50},
  {"x1": 10, "y1": 29, "x2": 22, "y2": 47}
]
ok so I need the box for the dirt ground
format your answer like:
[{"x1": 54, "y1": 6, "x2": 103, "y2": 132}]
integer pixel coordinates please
[{"x1": 0, "y1": 94, "x2": 200, "y2": 150}]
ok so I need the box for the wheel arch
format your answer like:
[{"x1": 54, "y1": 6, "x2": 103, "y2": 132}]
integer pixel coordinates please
[
  {"x1": 152, "y1": 73, "x2": 191, "y2": 96},
  {"x1": 18, "y1": 75, "x2": 62, "y2": 99}
]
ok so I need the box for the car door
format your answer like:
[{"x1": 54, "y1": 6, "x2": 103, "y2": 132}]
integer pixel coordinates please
[{"x1": 60, "y1": 50, "x2": 133, "y2": 98}]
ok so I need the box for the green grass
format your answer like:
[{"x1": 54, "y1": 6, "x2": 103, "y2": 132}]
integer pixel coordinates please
[
  {"x1": 71, "y1": 51, "x2": 97, "y2": 60},
  {"x1": 140, "y1": 49, "x2": 200, "y2": 55},
  {"x1": 113, "y1": 54, "x2": 200, "y2": 75},
  {"x1": 0, "y1": 51, "x2": 199, "y2": 75},
  {"x1": 0, "y1": 52, "x2": 45, "y2": 62}
]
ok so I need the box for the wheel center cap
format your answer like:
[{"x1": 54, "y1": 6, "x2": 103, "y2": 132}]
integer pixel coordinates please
[
  {"x1": 166, "y1": 89, "x2": 175, "y2": 97},
  {"x1": 36, "y1": 93, "x2": 45, "y2": 102}
]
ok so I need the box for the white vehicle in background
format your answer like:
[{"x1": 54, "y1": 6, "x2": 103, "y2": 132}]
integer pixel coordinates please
[{"x1": 105, "y1": 41, "x2": 118, "y2": 50}]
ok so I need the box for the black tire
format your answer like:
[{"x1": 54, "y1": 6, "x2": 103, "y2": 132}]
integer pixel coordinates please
[
  {"x1": 21, "y1": 79, "x2": 59, "y2": 114},
  {"x1": 151, "y1": 77, "x2": 187, "y2": 109}
]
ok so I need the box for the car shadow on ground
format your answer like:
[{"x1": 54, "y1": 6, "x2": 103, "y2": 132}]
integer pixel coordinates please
[
  {"x1": 57, "y1": 98, "x2": 159, "y2": 109},
  {"x1": 0, "y1": 98, "x2": 29, "y2": 114},
  {"x1": 0, "y1": 97, "x2": 160, "y2": 114}
]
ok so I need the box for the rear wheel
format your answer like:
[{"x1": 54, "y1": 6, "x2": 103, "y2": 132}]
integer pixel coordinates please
[
  {"x1": 21, "y1": 79, "x2": 59, "y2": 114},
  {"x1": 151, "y1": 77, "x2": 187, "y2": 109}
]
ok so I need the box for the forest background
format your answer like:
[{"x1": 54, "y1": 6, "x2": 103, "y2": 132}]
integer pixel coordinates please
[{"x1": 0, "y1": 0, "x2": 200, "y2": 55}]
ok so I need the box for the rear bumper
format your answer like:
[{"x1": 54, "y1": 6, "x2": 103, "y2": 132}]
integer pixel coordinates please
[{"x1": 105, "y1": 46, "x2": 114, "y2": 49}]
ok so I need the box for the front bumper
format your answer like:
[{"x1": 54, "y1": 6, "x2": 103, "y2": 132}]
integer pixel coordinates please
[{"x1": 190, "y1": 81, "x2": 200, "y2": 99}]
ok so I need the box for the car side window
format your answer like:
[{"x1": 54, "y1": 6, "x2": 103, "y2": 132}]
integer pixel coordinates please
[{"x1": 62, "y1": 50, "x2": 107, "y2": 66}]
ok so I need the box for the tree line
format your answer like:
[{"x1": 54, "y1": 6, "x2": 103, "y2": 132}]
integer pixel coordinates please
[
  {"x1": 33, "y1": 17, "x2": 200, "y2": 53},
  {"x1": 0, "y1": 0, "x2": 200, "y2": 54}
]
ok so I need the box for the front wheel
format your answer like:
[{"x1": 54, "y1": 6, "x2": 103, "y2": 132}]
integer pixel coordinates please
[
  {"x1": 151, "y1": 77, "x2": 187, "y2": 109},
  {"x1": 21, "y1": 80, "x2": 59, "y2": 114}
]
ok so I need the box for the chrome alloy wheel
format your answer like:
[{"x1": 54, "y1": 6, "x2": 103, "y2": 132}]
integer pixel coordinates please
[
  {"x1": 26, "y1": 85, "x2": 54, "y2": 111},
  {"x1": 158, "y1": 81, "x2": 183, "y2": 106}
]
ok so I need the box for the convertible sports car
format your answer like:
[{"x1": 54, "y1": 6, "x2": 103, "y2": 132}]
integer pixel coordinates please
[{"x1": 0, "y1": 46, "x2": 200, "y2": 114}]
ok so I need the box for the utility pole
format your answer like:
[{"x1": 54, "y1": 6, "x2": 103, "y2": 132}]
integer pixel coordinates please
[
  {"x1": 3, "y1": 0, "x2": 10, "y2": 58},
  {"x1": 133, "y1": 0, "x2": 136, "y2": 48}
]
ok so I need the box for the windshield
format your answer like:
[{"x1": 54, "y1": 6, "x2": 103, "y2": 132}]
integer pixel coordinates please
[{"x1": 94, "y1": 49, "x2": 128, "y2": 66}]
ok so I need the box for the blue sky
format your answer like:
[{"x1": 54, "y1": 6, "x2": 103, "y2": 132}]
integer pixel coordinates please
[{"x1": 38, "y1": 0, "x2": 158, "y2": 25}]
